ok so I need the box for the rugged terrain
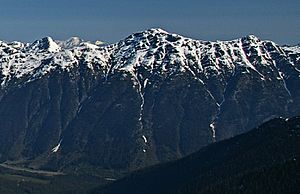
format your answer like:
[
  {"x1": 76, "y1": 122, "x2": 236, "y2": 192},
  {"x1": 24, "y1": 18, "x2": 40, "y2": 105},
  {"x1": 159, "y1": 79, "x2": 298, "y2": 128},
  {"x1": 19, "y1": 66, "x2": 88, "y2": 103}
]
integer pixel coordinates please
[{"x1": 0, "y1": 29, "x2": 299, "y2": 175}]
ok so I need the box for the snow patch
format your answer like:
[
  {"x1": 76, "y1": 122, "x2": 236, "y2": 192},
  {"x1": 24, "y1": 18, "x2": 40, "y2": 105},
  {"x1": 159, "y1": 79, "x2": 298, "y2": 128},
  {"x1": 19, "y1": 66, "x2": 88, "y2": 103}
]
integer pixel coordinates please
[
  {"x1": 209, "y1": 123, "x2": 216, "y2": 142},
  {"x1": 105, "y1": 178, "x2": 116, "y2": 181},
  {"x1": 142, "y1": 135, "x2": 148, "y2": 143},
  {"x1": 51, "y1": 139, "x2": 62, "y2": 153}
]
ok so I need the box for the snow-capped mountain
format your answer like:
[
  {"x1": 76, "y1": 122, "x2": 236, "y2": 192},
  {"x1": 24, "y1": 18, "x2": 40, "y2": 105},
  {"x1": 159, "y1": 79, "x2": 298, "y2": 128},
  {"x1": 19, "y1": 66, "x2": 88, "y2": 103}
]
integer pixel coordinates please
[
  {"x1": 56, "y1": 36, "x2": 84, "y2": 49},
  {"x1": 0, "y1": 29, "x2": 299, "y2": 174},
  {"x1": 1, "y1": 29, "x2": 299, "y2": 90}
]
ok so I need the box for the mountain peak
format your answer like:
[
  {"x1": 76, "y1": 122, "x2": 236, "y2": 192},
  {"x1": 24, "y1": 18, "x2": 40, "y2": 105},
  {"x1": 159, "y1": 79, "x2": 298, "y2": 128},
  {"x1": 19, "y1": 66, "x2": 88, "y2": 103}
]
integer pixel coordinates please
[
  {"x1": 127, "y1": 28, "x2": 169, "y2": 39},
  {"x1": 146, "y1": 28, "x2": 169, "y2": 34},
  {"x1": 65, "y1": 36, "x2": 82, "y2": 45},
  {"x1": 123, "y1": 28, "x2": 184, "y2": 48},
  {"x1": 27, "y1": 36, "x2": 61, "y2": 52},
  {"x1": 241, "y1": 34, "x2": 260, "y2": 43},
  {"x1": 58, "y1": 36, "x2": 83, "y2": 49}
]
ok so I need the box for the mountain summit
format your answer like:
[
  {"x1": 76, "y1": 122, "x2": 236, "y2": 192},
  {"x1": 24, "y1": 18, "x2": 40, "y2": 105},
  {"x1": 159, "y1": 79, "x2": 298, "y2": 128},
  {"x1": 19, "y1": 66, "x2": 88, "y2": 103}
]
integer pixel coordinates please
[{"x1": 27, "y1": 36, "x2": 61, "y2": 52}]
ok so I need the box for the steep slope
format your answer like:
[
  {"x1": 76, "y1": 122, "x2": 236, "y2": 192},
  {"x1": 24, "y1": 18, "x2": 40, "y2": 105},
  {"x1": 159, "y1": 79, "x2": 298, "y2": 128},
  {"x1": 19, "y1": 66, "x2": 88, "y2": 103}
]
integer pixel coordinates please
[
  {"x1": 96, "y1": 116, "x2": 300, "y2": 194},
  {"x1": 0, "y1": 29, "x2": 299, "y2": 175}
]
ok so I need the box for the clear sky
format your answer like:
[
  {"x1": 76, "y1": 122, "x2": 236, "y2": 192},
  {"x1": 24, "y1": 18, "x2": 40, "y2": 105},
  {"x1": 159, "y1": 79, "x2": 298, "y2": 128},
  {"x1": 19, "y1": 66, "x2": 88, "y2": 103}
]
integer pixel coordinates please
[{"x1": 0, "y1": 0, "x2": 299, "y2": 45}]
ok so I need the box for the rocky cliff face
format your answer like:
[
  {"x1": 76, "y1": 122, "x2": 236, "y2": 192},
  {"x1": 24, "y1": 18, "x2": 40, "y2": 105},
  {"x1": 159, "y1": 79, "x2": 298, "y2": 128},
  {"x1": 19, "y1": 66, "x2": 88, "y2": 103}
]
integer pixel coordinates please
[{"x1": 0, "y1": 29, "x2": 299, "y2": 173}]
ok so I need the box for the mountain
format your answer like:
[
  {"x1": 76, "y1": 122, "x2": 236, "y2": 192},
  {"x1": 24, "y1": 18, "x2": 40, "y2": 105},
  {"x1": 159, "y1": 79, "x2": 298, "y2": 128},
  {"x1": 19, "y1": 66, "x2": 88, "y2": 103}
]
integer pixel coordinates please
[
  {"x1": 56, "y1": 37, "x2": 106, "y2": 49},
  {"x1": 56, "y1": 37, "x2": 84, "y2": 49},
  {"x1": 0, "y1": 29, "x2": 300, "y2": 176},
  {"x1": 96, "y1": 116, "x2": 300, "y2": 194}
]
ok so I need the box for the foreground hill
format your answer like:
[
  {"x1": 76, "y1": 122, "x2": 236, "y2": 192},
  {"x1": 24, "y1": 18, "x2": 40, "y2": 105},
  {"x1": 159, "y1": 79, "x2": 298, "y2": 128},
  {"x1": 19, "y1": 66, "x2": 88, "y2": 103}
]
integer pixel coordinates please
[{"x1": 97, "y1": 116, "x2": 300, "y2": 194}]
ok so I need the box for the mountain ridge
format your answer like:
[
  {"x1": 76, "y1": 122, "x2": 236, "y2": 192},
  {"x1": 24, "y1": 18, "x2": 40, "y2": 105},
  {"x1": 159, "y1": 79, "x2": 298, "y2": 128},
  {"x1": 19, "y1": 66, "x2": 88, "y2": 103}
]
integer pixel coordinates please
[
  {"x1": 0, "y1": 28, "x2": 299, "y2": 88},
  {"x1": 0, "y1": 28, "x2": 299, "y2": 176}
]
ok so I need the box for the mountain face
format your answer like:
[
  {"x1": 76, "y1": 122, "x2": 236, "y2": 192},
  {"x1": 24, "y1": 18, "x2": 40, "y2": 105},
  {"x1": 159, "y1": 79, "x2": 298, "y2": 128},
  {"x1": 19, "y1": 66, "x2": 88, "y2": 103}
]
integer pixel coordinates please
[
  {"x1": 0, "y1": 28, "x2": 300, "y2": 174},
  {"x1": 96, "y1": 116, "x2": 300, "y2": 194}
]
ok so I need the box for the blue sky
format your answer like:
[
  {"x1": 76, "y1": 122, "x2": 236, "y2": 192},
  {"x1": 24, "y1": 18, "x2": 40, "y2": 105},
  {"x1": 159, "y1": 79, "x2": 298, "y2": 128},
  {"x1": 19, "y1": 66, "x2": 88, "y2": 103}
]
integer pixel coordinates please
[{"x1": 0, "y1": 0, "x2": 299, "y2": 44}]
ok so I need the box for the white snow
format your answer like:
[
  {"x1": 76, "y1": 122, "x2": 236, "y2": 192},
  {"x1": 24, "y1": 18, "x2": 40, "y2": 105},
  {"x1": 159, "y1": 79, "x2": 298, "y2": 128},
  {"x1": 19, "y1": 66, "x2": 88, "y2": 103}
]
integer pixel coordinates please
[
  {"x1": 237, "y1": 39, "x2": 265, "y2": 78},
  {"x1": 47, "y1": 38, "x2": 61, "y2": 52},
  {"x1": 209, "y1": 123, "x2": 216, "y2": 142},
  {"x1": 28, "y1": 37, "x2": 61, "y2": 53},
  {"x1": 105, "y1": 178, "x2": 116, "y2": 181},
  {"x1": 9, "y1": 41, "x2": 24, "y2": 49},
  {"x1": 272, "y1": 60, "x2": 292, "y2": 97},
  {"x1": 94, "y1": 40, "x2": 105, "y2": 46},
  {"x1": 51, "y1": 139, "x2": 62, "y2": 153},
  {"x1": 283, "y1": 46, "x2": 300, "y2": 54},
  {"x1": 0, "y1": 36, "x2": 111, "y2": 86},
  {"x1": 57, "y1": 37, "x2": 82, "y2": 49},
  {"x1": 142, "y1": 135, "x2": 148, "y2": 143},
  {"x1": 81, "y1": 42, "x2": 99, "y2": 50}
]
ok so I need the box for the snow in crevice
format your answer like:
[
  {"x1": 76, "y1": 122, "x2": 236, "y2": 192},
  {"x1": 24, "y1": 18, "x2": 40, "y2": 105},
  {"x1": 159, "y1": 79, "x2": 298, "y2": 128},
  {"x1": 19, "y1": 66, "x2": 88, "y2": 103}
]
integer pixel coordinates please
[
  {"x1": 135, "y1": 75, "x2": 146, "y2": 123},
  {"x1": 209, "y1": 122, "x2": 216, "y2": 142},
  {"x1": 238, "y1": 39, "x2": 265, "y2": 78},
  {"x1": 264, "y1": 43, "x2": 300, "y2": 97},
  {"x1": 77, "y1": 104, "x2": 83, "y2": 114},
  {"x1": 52, "y1": 139, "x2": 62, "y2": 153},
  {"x1": 278, "y1": 71, "x2": 292, "y2": 97},
  {"x1": 105, "y1": 177, "x2": 116, "y2": 181},
  {"x1": 182, "y1": 63, "x2": 220, "y2": 107},
  {"x1": 142, "y1": 135, "x2": 148, "y2": 143},
  {"x1": 209, "y1": 91, "x2": 225, "y2": 143},
  {"x1": 270, "y1": 60, "x2": 293, "y2": 98},
  {"x1": 121, "y1": 67, "x2": 147, "y2": 139},
  {"x1": 208, "y1": 64, "x2": 237, "y2": 143}
]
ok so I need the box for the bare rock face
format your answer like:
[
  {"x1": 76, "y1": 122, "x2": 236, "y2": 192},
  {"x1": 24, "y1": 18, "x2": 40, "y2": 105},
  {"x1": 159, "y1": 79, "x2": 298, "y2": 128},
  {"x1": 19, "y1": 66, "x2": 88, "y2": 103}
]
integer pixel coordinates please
[{"x1": 0, "y1": 29, "x2": 299, "y2": 174}]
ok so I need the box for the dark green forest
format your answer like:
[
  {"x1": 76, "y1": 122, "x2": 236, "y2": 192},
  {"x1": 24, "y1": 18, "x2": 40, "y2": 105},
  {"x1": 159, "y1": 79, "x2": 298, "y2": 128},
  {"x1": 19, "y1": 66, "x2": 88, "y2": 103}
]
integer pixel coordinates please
[{"x1": 96, "y1": 117, "x2": 300, "y2": 194}]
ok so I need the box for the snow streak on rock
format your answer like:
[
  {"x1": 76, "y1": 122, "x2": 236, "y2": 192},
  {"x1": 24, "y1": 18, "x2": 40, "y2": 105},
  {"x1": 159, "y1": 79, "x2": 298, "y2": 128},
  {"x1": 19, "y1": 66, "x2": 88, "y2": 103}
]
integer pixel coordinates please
[{"x1": 52, "y1": 139, "x2": 62, "y2": 153}]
